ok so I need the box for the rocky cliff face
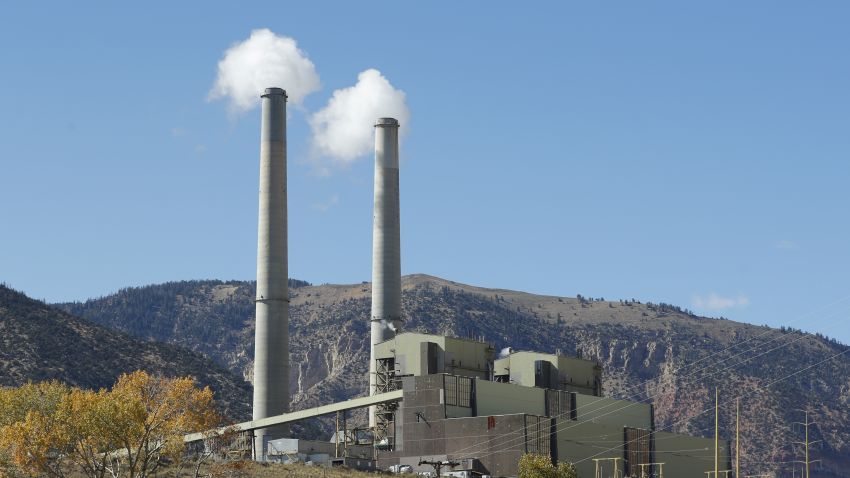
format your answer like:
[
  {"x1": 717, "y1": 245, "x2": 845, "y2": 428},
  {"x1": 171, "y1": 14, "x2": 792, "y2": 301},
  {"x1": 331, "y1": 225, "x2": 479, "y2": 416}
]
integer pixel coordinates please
[{"x1": 57, "y1": 275, "x2": 850, "y2": 477}]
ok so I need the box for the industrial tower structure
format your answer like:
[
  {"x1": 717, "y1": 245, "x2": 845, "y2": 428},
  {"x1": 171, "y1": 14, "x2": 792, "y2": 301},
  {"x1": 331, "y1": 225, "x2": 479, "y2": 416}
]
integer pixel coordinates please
[
  {"x1": 251, "y1": 87, "x2": 290, "y2": 456},
  {"x1": 370, "y1": 118, "x2": 404, "y2": 428}
]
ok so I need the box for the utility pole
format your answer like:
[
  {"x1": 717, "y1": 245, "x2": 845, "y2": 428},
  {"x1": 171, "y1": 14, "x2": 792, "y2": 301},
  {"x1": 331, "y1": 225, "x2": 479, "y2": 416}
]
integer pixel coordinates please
[
  {"x1": 736, "y1": 397, "x2": 740, "y2": 478},
  {"x1": 593, "y1": 457, "x2": 623, "y2": 478},
  {"x1": 805, "y1": 410, "x2": 809, "y2": 478},
  {"x1": 715, "y1": 387, "x2": 719, "y2": 478},
  {"x1": 793, "y1": 409, "x2": 822, "y2": 478},
  {"x1": 342, "y1": 410, "x2": 348, "y2": 457},
  {"x1": 335, "y1": 410, "x2": 340, "y2": 458},
  {"x1": 637, "y1": 462, "x2": 664, "y2": 478},
  {"x1": 419, "y1": 459, "x2": 459, "y2": 476}
]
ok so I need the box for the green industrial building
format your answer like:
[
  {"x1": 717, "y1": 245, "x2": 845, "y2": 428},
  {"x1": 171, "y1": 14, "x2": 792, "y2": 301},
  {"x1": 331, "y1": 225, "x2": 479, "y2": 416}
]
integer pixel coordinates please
[{"x1": 369, "y1": 332, "x2": 732, "y2": 477}]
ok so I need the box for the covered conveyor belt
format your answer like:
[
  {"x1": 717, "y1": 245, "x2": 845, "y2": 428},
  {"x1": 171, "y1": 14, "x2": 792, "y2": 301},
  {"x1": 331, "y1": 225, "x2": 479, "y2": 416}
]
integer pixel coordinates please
[{"x1": 184, "y1": 390, "x2": 403, "y2": 442}]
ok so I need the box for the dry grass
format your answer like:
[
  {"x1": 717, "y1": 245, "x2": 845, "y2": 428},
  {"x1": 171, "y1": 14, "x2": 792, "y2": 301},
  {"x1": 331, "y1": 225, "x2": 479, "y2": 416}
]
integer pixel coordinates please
[
  {"x1": 23, "y1": 459, "x2": 384, "y2": 478},
  {"x1": 153, "y1": 460, "x2": 385, "y2": 478}
]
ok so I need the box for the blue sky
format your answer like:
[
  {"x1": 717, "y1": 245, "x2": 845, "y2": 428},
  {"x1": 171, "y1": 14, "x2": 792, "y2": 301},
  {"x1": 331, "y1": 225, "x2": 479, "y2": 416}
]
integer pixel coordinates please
[{"x1": 1, "y1": 2, "x2": 848, "y2": 343}]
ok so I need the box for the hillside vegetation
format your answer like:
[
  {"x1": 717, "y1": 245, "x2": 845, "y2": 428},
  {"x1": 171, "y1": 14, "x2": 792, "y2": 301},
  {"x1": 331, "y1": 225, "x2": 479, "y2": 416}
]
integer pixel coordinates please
[
  {"x1": 56, "y1": 275, "x2": 850, "y2": 477},
  {"x1": 0, "y1": 284, "x2": 251, "y2": 421}
]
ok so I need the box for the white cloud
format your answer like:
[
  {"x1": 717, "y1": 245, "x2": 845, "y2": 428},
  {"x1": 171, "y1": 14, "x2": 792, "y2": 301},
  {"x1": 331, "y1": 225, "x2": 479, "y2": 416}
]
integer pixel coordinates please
[
  {"x1": 693, "y1": 293, "x2": 750, "y2": 311},
  {"x1": 208, "y1": 29, "x2": 320, "y2": 113},
  {"x1": 309, "y1": 69, "x2": 410, "y2": 163}
]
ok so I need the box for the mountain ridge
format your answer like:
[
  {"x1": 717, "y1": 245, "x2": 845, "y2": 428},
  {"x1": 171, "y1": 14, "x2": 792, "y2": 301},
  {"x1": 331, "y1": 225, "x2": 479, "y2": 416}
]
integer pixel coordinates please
[{"x1": 0, "y1": 284, "x2": 252, "y2": 421}]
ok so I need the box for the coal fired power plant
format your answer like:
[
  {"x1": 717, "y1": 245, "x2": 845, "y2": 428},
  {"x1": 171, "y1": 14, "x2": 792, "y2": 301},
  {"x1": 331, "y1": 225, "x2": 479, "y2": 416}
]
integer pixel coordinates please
[{"x1": 184, "y1": 86, "x2": 735, "y2": 478}]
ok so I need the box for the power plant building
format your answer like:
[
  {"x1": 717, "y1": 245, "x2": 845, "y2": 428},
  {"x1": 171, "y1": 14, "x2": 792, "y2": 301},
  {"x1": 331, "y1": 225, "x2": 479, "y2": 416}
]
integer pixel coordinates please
[
  {"x1": 369, "y1": 332, "x2": 729, "y2": 478},
  {"x1": 493, "y1": 350, "x2": 602, "y2": 396},
  {"x1": 202, "y1": 328, "x2": 733, "y2": 477}
]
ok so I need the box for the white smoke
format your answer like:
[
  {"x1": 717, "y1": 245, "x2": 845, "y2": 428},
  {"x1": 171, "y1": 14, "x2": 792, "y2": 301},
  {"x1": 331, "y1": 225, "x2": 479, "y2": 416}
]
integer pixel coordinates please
[
  {"x1": 208, "y1": 29, "x2": 320, "y2": 112},
  {"x1": 309, "y1": 69, "x2": 410, "y2": 163}
]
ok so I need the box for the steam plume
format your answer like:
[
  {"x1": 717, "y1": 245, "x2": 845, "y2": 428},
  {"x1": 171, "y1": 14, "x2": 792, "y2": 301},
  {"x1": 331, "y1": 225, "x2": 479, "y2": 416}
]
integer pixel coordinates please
[
  {"x1": 310, "y1": 69, "x2": 410, "y2": 162},
  {"x1": 209, "y1": 29, "x2": 320, "y2": 112}
]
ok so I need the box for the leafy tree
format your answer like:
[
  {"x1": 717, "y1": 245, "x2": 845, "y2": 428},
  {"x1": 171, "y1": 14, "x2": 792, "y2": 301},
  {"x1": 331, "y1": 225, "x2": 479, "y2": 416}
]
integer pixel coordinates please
[
  {"x1": 106, "y1": 370, "x2": 220, "y2": 478},
  {"x1": 0, "y1": 371, "x2": 221, "y2": 478},
  {"x1": 0, "y1": 381, "x2": 70, "y2": 478},
  {"x1": 0, "y1": 380, "x2": 69, "y2": 428},
  {"x1": 58, "y1": 388, "x2": 130, "y2": 478}
]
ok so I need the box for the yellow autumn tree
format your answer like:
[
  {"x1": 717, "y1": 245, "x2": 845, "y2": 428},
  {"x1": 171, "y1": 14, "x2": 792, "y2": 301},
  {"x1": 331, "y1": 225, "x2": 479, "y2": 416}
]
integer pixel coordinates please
[
  {"x1": 0, "y1": 381, "x2": 71, "y2": 478},
  {"x1": 106, "y1": 371, "x2": 221, "y2": 478},
  {"x1": 57, "y1": 388, "x2": 130, "y2": 478},
  {"x1": 0, "y1": 372, "x2": 221, "y2": 478},
  {"x1": 0, "y1": 381, "x2": 70, "y2": 427}
]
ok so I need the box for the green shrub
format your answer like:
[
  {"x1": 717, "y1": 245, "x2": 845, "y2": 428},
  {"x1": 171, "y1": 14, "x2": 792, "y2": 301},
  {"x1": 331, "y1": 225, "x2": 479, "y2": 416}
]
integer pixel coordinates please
[{"x1": 519, "y1": 453, "x2": 577, "y2": 478}]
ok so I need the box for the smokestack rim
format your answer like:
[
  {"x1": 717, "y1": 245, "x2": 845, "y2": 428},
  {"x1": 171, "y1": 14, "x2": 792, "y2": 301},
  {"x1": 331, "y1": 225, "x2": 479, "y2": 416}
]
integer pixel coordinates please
[
  {"x1": 262, "y1": 87, "x2": 288, "y2": 99},
  {"x1": 375, "y1": 117, "x2": 399, "y2": 127}
]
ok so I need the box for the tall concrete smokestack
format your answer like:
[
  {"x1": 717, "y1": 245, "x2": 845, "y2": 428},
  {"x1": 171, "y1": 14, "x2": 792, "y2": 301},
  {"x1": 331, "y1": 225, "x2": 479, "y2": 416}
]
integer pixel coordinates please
[
  {"x1": 252, "y1": 87, "x2": 289, "y2": 457},
  {"x1": 370, "y1": 118, "x2": 402, "y2": 425}
]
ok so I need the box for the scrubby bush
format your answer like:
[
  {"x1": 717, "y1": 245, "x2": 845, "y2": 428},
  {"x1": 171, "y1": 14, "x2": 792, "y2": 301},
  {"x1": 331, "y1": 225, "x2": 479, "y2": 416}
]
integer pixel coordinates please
[{"x1": 519, "y1": 453, "x2": 577, "y2": 478}]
